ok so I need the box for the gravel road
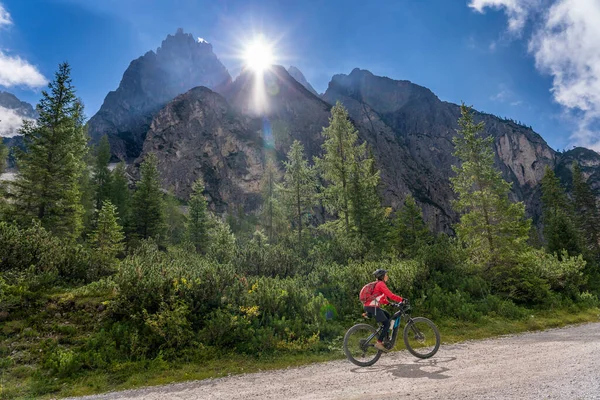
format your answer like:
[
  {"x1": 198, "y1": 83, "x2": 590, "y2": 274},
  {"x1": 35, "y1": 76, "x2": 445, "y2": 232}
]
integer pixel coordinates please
[{"x1": 69, "y1": 322, "x2": 600, "y2": 400}]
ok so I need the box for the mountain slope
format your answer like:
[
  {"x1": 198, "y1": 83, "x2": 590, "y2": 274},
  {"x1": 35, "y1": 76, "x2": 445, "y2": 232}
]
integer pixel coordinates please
[
  {"x1": 0, "y1": 91, "x2": 38, "y2": 169},
  {"x1": 322, "y1": 68, "x2": 557, "y2": 230},
  {"x1": 87, "y1": 29, "x2": 231, "y2": 161},
  {"x1": 287, "y1": 66, "x2": 319, "y2": 96},
  {"x1": 138, "y1": 86, "x2": 264, "y2": 211}
]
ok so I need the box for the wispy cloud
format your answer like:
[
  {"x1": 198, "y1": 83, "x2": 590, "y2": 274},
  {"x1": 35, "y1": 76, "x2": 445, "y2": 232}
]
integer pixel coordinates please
[
  {"x1": 0, "y1": 106, "x2": 34, "y2": 137},
  {"x1": 0, "y1": 3, "x2": 11, "y2": 28},
  {"x1": 490, "y1": 85, "x2": 523, "y2": 106},
  {"x1": 469, "y1": 0, "x2": 540, "y2": 33},
  {"x1": 0, "y1": 3, "x2": 47, "y2": 89},
  {"x1": 470, "y1": 0, "x2": 600, "y2": 151}
]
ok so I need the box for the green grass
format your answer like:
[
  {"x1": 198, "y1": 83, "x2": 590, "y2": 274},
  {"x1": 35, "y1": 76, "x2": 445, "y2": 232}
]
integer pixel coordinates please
[{"x1": 1, "y1": 291, "x2": 598, "y2": 400}]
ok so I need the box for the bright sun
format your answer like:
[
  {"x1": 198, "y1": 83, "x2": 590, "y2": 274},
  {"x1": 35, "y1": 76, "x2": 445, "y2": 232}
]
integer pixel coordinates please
[{"x1": 244, "y1": 36, "x2": 274, "y2": 72}]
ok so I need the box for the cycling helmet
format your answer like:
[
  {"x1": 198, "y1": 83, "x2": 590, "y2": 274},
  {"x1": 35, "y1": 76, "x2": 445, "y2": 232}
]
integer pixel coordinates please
[{"x1": 373, "y1": 269, "x2": 387, "y2": 280}]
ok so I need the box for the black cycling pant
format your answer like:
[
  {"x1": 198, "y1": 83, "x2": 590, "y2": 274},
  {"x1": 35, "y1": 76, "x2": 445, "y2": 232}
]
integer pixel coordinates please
[{"x1": 364, "y1": 306, "x2": 390, "y2": 342}]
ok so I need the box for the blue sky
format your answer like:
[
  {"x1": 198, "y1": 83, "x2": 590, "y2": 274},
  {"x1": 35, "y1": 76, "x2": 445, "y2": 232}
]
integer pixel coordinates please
[{"x1": 1, "y1": 0, "x2": 599, "y2": 152}]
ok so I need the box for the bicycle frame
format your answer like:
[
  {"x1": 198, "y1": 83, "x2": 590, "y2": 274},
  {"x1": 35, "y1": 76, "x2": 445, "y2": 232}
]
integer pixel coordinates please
[{"x1": 364, "y1": 306, "x2": 411, "y2": 350}]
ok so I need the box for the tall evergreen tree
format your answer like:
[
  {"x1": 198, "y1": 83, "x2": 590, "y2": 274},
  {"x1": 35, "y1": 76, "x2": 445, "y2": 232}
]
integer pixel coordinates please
[
  {"x1": 89, "y1": 200, "x2": 125, "y2": 266},
  {"x1": 281, "y1": 140, "x2": 317, "y2": 251},
  {"x1": 316, "y1": 102, "x2": 359, "y2": 233},
  {"x1": 13, "y1": 63, "x2": 87, "y2": 240},
  {"x1": 187, "y1": 177, "x2": 210, "y2": 253},
  {"x1": 164, "y1": 190, "x2": 186, "y2": 245},
  {"x1": 450, "y1": 104, "x2": 530, "y2": 269},
  {"x1": 93, "y1": 135, "x2": 112, "y2": 210},
  {"x1": 572, "y1": 162, "x2": 600, "y2": 257},
  {"x1": 347, "y1": 144, "x2": 388, "y2": 250},
  {"x1": 0, "y1": 140, "x2": 7, "y2": 218},
  {"x1": 540, "y1": 166, "x2": 581, "y2": 256},
  {"x1": 108, "y1": 162, "x2": 131, "y2": 228},
  {"x1": 394, "y1": 194, "x2": 431, "y2": 257},
  {"x1": 260, "y1": 158, "x2": 286, "y2": 243},
  {"x1": 131, "y1": 153, "x2": 165, "y2": 240}
]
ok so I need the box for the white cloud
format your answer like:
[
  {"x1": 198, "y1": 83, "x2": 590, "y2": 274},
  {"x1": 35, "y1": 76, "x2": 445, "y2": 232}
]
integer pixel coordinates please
[
  {"x1": 0, "y1": 106, "x2": 34, "y2": 137},
  {"x1": 0, "y1": 51, "x2": 47, "y2": 88},
  {"x1": 469, "y1": 0, "x2": 539, "y2": 33},
  {"x1": 0, "y1": 3, "x2": 12, "y2": 28},
  {"x1": 471, "y1": 0, "x2": 600, "y2": 151}
]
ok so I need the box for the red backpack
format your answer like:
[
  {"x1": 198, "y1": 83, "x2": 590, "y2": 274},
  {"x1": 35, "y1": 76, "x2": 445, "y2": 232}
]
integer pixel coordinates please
[{"x1": 359, "y1": 281, "x2": 378, "y2": 305}]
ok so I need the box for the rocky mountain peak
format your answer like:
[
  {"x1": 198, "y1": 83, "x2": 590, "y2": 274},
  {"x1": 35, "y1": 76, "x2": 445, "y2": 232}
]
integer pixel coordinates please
[
  {"x1": 87, "y1": 28, "x2": 231, "y2": 161},
  {"x1": 287, "y1": 66, "x2": 318, "y2": 96}
]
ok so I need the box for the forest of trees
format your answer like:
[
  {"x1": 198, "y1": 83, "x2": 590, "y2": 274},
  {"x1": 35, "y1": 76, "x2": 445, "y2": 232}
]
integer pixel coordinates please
[{"x1": 1, "y1": 64, "x2": 599, "y2": 397}]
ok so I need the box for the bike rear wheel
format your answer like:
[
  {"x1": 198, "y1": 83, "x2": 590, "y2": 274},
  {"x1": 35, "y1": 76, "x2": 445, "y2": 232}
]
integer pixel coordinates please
[
  {"x1": 343, "y1": 323, "x2": 382, "y2": 367},
  {"x1": 403, "y1": 317, "x2": 440, "y2": 359}
]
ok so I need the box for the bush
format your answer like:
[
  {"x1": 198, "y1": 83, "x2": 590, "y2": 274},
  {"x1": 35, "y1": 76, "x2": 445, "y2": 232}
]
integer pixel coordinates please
[
  {"x1": 0, "y1": 221, "x2": 98, "y2": 285},
  {"x1": 492, "y1": 249, "x2": 586, "y2": 305}
]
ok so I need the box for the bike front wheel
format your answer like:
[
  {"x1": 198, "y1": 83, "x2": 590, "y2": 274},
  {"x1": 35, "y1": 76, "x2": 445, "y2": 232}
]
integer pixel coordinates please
[
  {"x1": 403, "y1": 317, "x2": 440, "y2": 359},
  {"x1": 343, "y1": 323, "x2": 382, "y2": 367}
]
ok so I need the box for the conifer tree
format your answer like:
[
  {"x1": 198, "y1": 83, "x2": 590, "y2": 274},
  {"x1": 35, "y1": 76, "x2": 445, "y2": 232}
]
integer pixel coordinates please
[
  {"x1": 317, "y1": 102, "x2": 387, "y2": 249},
  {"x1": 572, "y1": 162, "x2": 600, "y2": 257},
  {"x1": 394, "y1": 194, "x2": 431, "y2": 257},
  {"x1": 93, "y1": 135, "x2": 112, "y2": 210},
  {"x1": 131, "y1": 153, "x2": 165, "y2": 240},
  {"x1": 108, "y1": 162, "x2": 131, "y2": 228},
  {"x1": 260, "y1": 158, "x2": 286, "y2": 243},
  {"x1": 164, "y1": 190, "x2": 186, "y2": 245},
  {"x1": 450, "y1": 104, "x2": 530, "y2": 268},
  {"x1": 13, "y1": 62, "x2": 87, "y2": 240},
  {"x1": 281, "y1": 140, "x2": 317, "y2": 250},
  {"x1": 187, "y1": 177, "x2": 210, "y2": 252},
  {"x1": 347, "y1": 144, "x2": 388, "y2": 250},
  {"x1": 89, "y1": 200, "x2": 125, "y2": 265},
  {"x1": 0, "y1": 140, "x2": 7, "y2": 218},
  {"x1": 317, "y1": 102, "x2": 359, "y2": 233},
  {"x1": 540, "y1": 166, "x2": 581, "y2": 256}
]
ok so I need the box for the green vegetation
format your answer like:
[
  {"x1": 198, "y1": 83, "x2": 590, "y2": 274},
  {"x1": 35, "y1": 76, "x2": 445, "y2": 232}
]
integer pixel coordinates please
[{"x1": 1, "y1": 66, "x2": 600, "y2": 400}]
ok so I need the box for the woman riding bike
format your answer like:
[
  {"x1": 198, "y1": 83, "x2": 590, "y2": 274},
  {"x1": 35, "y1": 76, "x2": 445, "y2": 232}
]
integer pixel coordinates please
[{"x1": 362, "y1": 269, "x2": 405, "y2": 352}]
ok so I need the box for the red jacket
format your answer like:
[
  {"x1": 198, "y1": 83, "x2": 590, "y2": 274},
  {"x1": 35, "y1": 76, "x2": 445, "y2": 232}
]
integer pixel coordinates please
[{"x1": 365, "y1": 281, "x2": 403, "y2": 307}]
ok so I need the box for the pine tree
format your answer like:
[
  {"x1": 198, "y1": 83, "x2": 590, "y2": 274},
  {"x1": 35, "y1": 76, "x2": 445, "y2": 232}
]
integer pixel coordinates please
[
  {"x1": 281, "y1": 140, "x2": 317, "y2": 251},
  {"x1": 260, "y1": 158, "x2": 286, "y2": 243},
  {"x1": 347, "y1": 144, "x2": 388, "y2": 250},
  {"x1": 540, "y1": 166, "x2": 582, "y2": 256},
  {"x1": 89, "y1": 200, "x2": 125, "y2": 263},
  {"x1": 108, "y1": 162, "x2": 131, "y2": 228},
  {"x1": 316, "y1": 102, "x2": 359, "y2": 233},
  {"x1": 394, "y1": 194, "x2": 431, "y2": 257},
  {"x1": 450, "y1": 104, "x2": 530, "y2": 269},
  {"x1": 131, "y1": 153, "x2": 165, "y2": 240},
  {"x1": 187, "y1": 177, "x2": 210, "y2": 253},
  {"x1": 93, "y1": 135, "x2": 112, "y2": 210},
  {"x1": 164, "y1": 190, "x2": 186, "y2": 245},
  {"x1": 13, "y1": 63, "x2": 87, "y2": 240},
  {"x1": 0, "y1": 140, "x2": 7, "y2": 218},
  {"x1": 572, "y1": 162, "x2": 600, "y2": 257}
]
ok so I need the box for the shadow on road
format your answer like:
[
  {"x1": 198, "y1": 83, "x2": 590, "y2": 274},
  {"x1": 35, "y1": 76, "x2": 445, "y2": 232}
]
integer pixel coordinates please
[{"x1": 350, "y1": 357, "x2": 456, "y2": 380}]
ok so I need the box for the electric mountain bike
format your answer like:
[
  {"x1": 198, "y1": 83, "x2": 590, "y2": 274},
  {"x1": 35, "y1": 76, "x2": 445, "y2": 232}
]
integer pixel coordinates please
[{"x1": 343, "y1": 301, "x2": 440, "y2": 367}]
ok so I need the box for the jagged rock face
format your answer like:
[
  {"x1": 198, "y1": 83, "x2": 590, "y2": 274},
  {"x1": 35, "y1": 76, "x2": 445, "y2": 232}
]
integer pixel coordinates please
[
  {"x1": 138, "y1": 87, "x2": 265, "y2": 212},
  {"x1": 287, "y1": 66, "x2": 319, "y2": 96},
  {"x1": 555, "y1": 147, "x2": 600, "y2": 194},
  {"x1": 222, "y1": 65, "x2": 331, "y2": 160},
  {"x1": 323, "y1": 68, "x2": 557, "y2": 231},
  {"x1": 87, "y1": 29, "x2": 231, "y2": 161}
]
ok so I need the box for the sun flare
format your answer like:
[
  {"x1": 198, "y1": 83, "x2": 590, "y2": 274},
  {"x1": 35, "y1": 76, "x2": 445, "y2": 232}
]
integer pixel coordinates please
[{"x1": 243, "y1": 36, "x2": 274, "y2": 72}]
